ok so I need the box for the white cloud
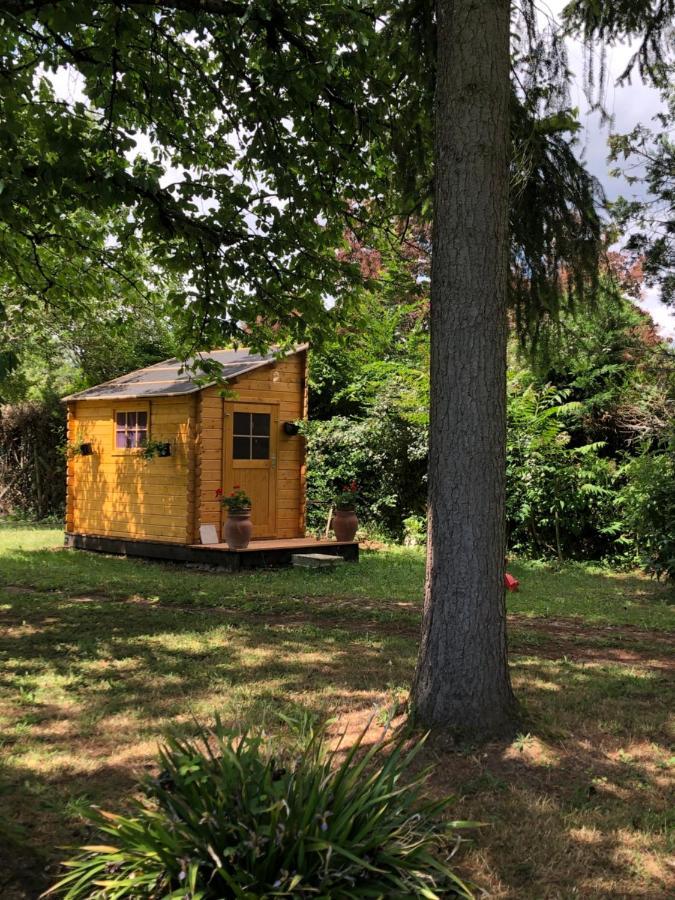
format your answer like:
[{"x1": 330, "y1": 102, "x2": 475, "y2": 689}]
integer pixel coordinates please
[{"x1": 639, "y1": 286, "x2": 675, "y2": 340}]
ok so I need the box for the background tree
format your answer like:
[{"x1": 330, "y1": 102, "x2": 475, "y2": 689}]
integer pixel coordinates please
[
  {"x1": 1, "y1": 0, "x2": 387, "y2": 351},
  {"x1": 1, "y1": 2, "x2": 602, "y2": 348},
  {"x1": 0, "y1": 223, "x2": 178, "y2": 401},
  {"x1": 608, "y1": 84, "x2": 675, "y2": 304},
  {"x1": 0, "y1": 205, "x2": 178, "y2": 519},
  {"x1": 307, "y1": 265, "x2": 675, "y2": 563}
]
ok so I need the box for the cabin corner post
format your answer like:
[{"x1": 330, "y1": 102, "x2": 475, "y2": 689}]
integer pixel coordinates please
[
  {"x1": 299, "y1": 348, "x2": 308, "y2": 536},
  {"x1": 196, "y1": 387, "x2": 225, "y2": 538},
  {"x1": 186, "y1": 392, "x2": 199, "y2": 544},
  {"x1": 65, "y1": 401, "x2": 76, "y2": 535}
]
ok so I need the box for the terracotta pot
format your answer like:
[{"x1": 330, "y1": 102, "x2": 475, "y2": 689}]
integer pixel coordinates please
[
  {"x1": 332, "y1": 507, "x2": 358, "y2": 542},
  {"x1": 223, "y1": 509, "x2": 253, "y2": 550}
]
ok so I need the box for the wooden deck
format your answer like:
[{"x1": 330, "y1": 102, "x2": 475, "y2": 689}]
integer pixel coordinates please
[
  {"x1": 190, "y1": 537, "x2": 355, "y2": 553},
  {"x1": 66, "y1": 532, "x2": 358, "y2": 570}
]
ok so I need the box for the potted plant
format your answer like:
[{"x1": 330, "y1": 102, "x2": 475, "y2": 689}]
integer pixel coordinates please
[
  {"x1": 332, "y1": 481, "x2": 360, "y2": 541},
  {"x1": 217, "y1": 485, "x2": 253, "y2": 550},
  {"x1": 141, "y1": 439, "x2": 172, "y2": 459},
  {"x1": 63, "y1": 440, "x2": 94, "y2": 458}
]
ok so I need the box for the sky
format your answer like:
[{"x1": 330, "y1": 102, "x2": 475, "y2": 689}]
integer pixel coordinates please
[{"x1": 545, "y1": 0, "x2": 675, "y2": 339}]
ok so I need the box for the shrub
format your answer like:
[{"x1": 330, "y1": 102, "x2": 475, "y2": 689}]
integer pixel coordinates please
[
  {"x1": 0, "y1": 399, "x2": 65, "y2": 519},
  {"x1": 506, "y1": 379, "x2": 619, "y2": 561},
  {"x1": 403, "y1": 514, "x2": 427, "y2": 546},
  {"x1": 49, "y1": 720, "x2": 475, "y2": 899},
  {"x1": 304, "y1": 399, "x2": 427, "y2": 539},
  {"x1": 620, "y1": 445, "x2": 675, "y2": 579}
]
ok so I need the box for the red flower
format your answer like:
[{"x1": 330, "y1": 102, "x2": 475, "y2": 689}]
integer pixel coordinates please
[
  {"x1": 233, "y1": 483, "x2": 241, "y2": 489},
  {"x1": 215, "y1": 488, "x2": 223, "y2": 497}
]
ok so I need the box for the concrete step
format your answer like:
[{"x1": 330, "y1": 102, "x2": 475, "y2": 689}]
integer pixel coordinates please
[{"x1": 292, "y1": 552, "x2": 345, "y2": 568}]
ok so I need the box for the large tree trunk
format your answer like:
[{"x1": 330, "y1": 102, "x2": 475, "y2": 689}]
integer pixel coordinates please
[{"x1": 410, "y1": 0, "x2": 516, "y2": 738}]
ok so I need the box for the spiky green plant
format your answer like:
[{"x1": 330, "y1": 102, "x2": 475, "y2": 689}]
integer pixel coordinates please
[{"x1": 47, "y1": 718, "x2": 476, "y2": 899}]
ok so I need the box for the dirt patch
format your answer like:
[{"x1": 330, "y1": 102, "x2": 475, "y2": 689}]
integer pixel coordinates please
[
  {"x1": 511, "y1": 614, "x2": 675, "y2": 648},
  {"x1": 514, "y1": 639, "x2": 673, "y2": 671}
]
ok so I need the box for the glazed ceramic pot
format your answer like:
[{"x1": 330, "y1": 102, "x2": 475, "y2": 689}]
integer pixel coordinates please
[
  {"x1": 223, "y1": 509, "x2": 253, "y2": 550},
  {"x1": 332, "y1": 507, "x2": 358, "y2": 542}
]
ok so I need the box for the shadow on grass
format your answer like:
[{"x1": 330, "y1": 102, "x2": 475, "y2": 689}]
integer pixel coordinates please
[
  {"x1": 1, "y1": 583, "x2": 673, "y2": 898},
  {"x1": 405, "y1": 649, "x2": 673, "y2": 897},
  {"x1": 1, "y1": 534, "x2": 673, "y2": 898}
]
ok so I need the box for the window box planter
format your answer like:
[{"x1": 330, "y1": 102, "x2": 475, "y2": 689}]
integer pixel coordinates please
[
  {"x1": 142, "y1": 440, "x2": 172, "y2": 460},
  {"x1": 66, "y1": 441, "x2": 94, "y2": 458}
]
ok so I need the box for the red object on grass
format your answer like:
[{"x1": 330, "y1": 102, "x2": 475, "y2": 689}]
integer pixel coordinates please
[{"x1": 504, "y1": 573, "x2": 520, "y2": 592}]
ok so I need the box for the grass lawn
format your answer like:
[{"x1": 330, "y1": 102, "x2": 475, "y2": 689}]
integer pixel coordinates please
[{"x1": 1, "y1": 524, "x2": 673, "y2": 898}]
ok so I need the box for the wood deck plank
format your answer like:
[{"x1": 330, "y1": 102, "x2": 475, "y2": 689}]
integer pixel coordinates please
[
  {"x1": 189, "y1": 537, "x2": 357, "y2": 552},
  {"x1": 66, "y1": 532, "x2": 358, "y2": 568}
]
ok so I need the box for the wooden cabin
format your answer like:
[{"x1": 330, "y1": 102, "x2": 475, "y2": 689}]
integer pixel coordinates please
[{"x1": 63, "y1": 346, "x2": 357, "y2": 568}]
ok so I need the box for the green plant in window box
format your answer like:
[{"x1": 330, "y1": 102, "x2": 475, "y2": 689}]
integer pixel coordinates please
[
  {"x1": 61, "y1": 441, "x2": 94, "y2": 459},
  {"x1": 141, "y1": 439, "x2": 172, "y2": 460}
]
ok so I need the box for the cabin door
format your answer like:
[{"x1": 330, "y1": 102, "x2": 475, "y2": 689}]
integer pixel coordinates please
[{"x1": 223, "y1": 401, "x2": 278, "y2": 539}]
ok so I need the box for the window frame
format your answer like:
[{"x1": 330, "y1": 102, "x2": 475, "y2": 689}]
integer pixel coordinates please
[
  {"x1": 112, "y1": 402, "x2": 151, "y2": 455},
  {"x1": 232, "y1": 410, "x2": 272, "y2": 461},
  {"x1": 223, "y1": 400, "x2": 279, "y2": 473}
]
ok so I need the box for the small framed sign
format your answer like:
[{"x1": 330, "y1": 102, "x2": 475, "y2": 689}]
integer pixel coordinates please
[{"x1": 199, "y1": 524, "x2": 219, "y2": 545}]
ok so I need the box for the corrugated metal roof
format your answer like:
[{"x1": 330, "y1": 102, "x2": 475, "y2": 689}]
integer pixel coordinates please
[{"x1": 63, "y1": 346, "x2": 307, "y2": 401}]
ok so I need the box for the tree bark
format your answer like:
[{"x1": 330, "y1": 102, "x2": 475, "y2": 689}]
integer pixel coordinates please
[{"x1": 410, "y1": 0, "x2": 517, "y2": 738}]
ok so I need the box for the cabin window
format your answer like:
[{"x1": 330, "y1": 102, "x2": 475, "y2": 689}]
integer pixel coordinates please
[
  {"x1": 115, "y1": 411, "x2": 148, "y2": 449},
  {"x1": 233, "y1": 411, "x2": 270, "y2": 459}
]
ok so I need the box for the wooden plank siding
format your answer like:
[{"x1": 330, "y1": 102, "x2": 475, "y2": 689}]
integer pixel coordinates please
[
  {"x1": 194, "y1": 349, "x2": 307, "y2": 542},
  {"x1": 67, "y1": 349, "x2": 307, "y2": 545},
  {"x1": 68, "y1": 396, "x2": 194, "y2": 544},
  {"x1": 65, "y1": 403, "x2": 76, "y2": 533}
]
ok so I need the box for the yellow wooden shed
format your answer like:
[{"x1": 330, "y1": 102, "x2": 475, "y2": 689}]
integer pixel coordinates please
[{"x1": 63, "y1": 346, "x2": 357, "y2": 568}]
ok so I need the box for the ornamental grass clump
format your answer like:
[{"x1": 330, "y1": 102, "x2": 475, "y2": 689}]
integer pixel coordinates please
[{"x1": 48, "y1": 719, "x2": 475, "y2": 899}]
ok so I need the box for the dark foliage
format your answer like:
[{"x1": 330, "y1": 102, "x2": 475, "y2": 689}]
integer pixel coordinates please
[
  {"x1": 621, "y1": 439, "x2": 675, "y2": 579},
  {"x1": 306, "y1": 279, "x2": 675, "y2": 574},
  {"x1": 0, "y1": 399, "x2": 65, "y2": 519},
  {"x1": 304, "y1": 401, "x2": 427, "y2": 539}
]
